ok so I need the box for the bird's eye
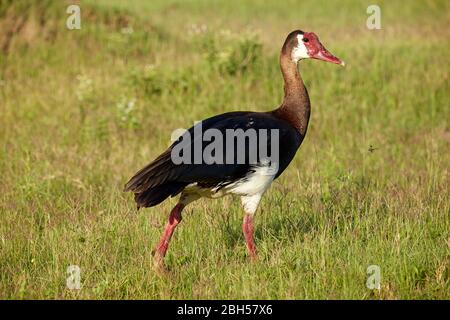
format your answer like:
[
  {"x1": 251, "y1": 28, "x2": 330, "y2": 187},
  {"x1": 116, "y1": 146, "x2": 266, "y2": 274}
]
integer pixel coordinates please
[{"x1": 302, "y1": 38, "x2": 309, "y2": 43}]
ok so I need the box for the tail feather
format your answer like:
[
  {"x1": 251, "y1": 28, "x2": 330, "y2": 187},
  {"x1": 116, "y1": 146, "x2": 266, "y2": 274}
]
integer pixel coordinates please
[
  {"x1": 124, "y1": 149, "x2": 187, "y2": 208},
  {"x1": 124, "y1": 150, "x2": 173, "y2": 193},
  {"x1": 134, "y1": 182, "x2": 186, "y2": 208}
]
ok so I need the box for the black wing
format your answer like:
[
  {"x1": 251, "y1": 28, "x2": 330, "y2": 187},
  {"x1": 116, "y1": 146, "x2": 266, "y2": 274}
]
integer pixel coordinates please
[{"x1": 124, "y1": 111, "x2": 302, "y2": 208}]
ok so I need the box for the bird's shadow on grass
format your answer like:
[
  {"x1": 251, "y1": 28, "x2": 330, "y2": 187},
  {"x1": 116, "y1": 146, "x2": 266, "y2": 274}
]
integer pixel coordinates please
[
  {"x1": 219, "y1": 211, "x2": 316, "y2": 250},
  {"x1": 256, "y1": 214, "x2": 316, "y2": 243}
]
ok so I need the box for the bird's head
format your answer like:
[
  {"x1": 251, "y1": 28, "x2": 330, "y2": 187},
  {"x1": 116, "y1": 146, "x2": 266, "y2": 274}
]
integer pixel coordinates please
[{"x1": 283, "y1": 30, "x2": 345, "y2": 66}]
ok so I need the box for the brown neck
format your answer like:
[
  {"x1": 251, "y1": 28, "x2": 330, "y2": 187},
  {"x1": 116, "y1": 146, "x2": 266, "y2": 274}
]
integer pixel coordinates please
[{"x1": 273, "y1": 54, "x2": 311, "y2": 135}]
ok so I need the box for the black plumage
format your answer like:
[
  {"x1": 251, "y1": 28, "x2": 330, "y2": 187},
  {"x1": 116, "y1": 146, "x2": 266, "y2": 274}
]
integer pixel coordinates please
[{"x1": 124, "y1": 111, "x2": 303, "y2": 208}]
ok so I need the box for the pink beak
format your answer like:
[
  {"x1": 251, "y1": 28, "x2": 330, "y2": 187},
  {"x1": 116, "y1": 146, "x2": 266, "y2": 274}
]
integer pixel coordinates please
[
  {"x1": 307, "y1": 33, "x2": 345, "y2": 66},
  {"x1": 313, "y1": 46, "x2": 345, "y2": 66}
]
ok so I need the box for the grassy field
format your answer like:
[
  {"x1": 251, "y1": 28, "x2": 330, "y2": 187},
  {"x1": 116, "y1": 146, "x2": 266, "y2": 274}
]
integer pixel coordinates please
[{"x1": 0, "y1": 0, "x2": 449, "y2": 299}]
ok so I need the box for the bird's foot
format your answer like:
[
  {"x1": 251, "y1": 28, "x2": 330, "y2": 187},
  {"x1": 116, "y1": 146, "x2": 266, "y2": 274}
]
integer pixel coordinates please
[
  {"x1": 249, "y1": 253, "x2": 258, "y2": 263},
  {"x1": 152, "y1": 250, "x2": 169, "y2": 274}
]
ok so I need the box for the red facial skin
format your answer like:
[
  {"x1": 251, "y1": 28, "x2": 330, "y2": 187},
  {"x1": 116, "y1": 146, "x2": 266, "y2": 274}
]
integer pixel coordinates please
[{"x1": 302, "y1": 32, "x2": 344, "y2": 65}]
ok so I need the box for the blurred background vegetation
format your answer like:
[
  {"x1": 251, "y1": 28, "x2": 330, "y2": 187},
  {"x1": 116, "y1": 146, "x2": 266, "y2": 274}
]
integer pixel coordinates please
[{"x1": 0, "y1": 0, "x2": 448, "y2": 299}]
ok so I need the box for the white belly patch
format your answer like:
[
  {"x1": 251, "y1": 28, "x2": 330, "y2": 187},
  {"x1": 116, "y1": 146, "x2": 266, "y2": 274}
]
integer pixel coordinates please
[{"x1": 183, "y1": 165, "x2": 275, "y2": 198}]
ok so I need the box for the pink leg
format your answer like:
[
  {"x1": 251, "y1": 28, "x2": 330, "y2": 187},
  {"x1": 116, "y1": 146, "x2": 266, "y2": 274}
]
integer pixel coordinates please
[
  {"x1": 243, "y1": 214, "x2": 257, "y2": 260},
  {"x1": 154, "y1": 203, "x2": 185, "y2": 261}
]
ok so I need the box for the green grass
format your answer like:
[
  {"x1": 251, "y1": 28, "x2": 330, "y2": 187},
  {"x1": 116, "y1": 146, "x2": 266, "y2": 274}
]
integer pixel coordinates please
[{"x1": 0, "y1": 0, "x2": 449, "y2": 299}]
